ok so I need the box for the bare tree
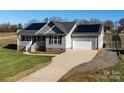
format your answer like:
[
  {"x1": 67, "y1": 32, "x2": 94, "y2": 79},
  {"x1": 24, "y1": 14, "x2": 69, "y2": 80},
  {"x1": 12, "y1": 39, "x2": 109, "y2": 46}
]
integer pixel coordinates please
[
  {"x1": 119, "y1": 18, "x2": 124, "y2": 31},
  {"x1": 90, "y1": 18, "x2": 101, "y2": 24},
  {"x1": 49, "y1": 17, "x2": 63, "y2": 22},
  {"x1": 114, "y1": 21, "x2": 120, "y2": 55},
  {"x1": 119, "y1": 18, "x2": 124, "y2": 26},
  {"x1": 104, "y1": 20, "x2": 114, "y2": 31},
  {"x1": 0, "y1": 23, "x2": 18, "y2": 32},
  {"x1": 73, "y1": 19, "x2": 80, "y2": 24},
  {"x1": 43, "y1": 18, "x2": 49, "y2": 22},
  {"x1": 63, "y1": 18, "x2": 68, "y2": 22},
  {"x1": 79, "y1": 19, "x2": 89, "y2": 24},
  {"x1": 24, "y1": 19, "x2": 41, "y2": 28},
  {"x1": 73, "y1": 18, "x2": 101, "y2": 24},
  {"x1": 18, "y1": 23, "x2": 23, "y2": 29}
]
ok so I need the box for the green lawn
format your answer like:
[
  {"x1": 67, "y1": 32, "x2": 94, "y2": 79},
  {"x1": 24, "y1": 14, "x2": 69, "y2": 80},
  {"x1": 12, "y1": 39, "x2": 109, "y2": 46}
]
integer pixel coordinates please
[
  {"x1": 0, "y1": 32, "x2": 53, "y2": 81},
  {"x1": 0, "y1": 47, "x2": 52, "y2": 81},
  {"x1": 104, "y1": 34, "x2": 112, "y2": 43},
  {"x1": 104, "y1": 33, "x2": 124, "y2": 43}
]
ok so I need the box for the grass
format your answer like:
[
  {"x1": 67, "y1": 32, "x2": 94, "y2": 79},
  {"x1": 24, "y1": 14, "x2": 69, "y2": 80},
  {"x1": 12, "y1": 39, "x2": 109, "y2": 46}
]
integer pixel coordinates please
[
  {"x1": 0, "y1": 32, "x2": 15, "y2": 37},
  {"x1": 0, "y1": 32, "x2": 16, "y2": 47},
  {"x1": 0, "y1": 32, "x2": 53, "y2": 81},
  {"x1": 0, "y1": 37, "x2": 16, "y2": 47},
  {"x1": 0, "y1": 47, "x2": 52, "y2": 81},
  {"x1": 104, "y1": 34, "x2": 112, "y2": 43},
  {"x1": 104, "y1": 33, "x2": 124, "y2": 43},
  {"x1": 60, "y1": 50, "x2": 124, "y2": 82}
]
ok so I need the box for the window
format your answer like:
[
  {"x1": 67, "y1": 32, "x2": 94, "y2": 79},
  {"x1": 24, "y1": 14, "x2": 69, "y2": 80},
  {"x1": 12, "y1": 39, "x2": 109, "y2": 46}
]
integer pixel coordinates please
[
  {"x1": 54, "y1": 36, "x2": 57, "y2": 44},
  {"x1": 58, "y1": 36, "x2": 62, "y2": 44},
  {"x1": 26, "y1": 36, "x2": 31, "y2": 41},
  {"x1": 49, "y1": 36, "x2": 62, "y2": 45},
  {"x1": 21, "y1": 36, "x2": 25, "y2": 41},
  {"x1": 49, "y1": 36, "x2": 52, "y2": 44},
  {"x1": 21, "y1": 36, "x2": 31, "y2": 41},
  {"x1": 49, "y1": 36, "x2": 54, "y2": 44},
  {"x1": 51, "y1": 36, "x2": 54, "y2": 44}
]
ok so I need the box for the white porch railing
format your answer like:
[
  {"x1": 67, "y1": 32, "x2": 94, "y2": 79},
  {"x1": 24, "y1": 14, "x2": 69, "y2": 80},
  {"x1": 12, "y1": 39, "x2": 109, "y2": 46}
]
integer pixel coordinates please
[
  {"x1": 32, "y1": 42, "x2": 37, "y2": 48},
  {"x1": 31, "y1": 42, "x2": 38, "y2": 51},
  {"x1": 18, "y1": 41, "x2": 30, "y2": 46},
  {"x1": 26, "y1": 41, "x2": 32, "y2": 52},
  {"x1": 30, "y1": 41, "x2": 45, "y2": 52}
]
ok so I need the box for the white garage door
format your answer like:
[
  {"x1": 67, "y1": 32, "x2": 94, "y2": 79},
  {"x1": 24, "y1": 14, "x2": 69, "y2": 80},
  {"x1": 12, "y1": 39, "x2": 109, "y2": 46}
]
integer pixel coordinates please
[{"x1": 73, "y1": 38, "x2": 93, "y2": 50}]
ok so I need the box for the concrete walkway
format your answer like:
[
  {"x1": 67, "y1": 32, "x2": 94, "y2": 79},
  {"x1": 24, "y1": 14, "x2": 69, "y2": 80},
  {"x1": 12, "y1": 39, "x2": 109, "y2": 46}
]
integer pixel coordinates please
[{"x1": 18, "y1": 50, "x2": 98, "y2": 82}]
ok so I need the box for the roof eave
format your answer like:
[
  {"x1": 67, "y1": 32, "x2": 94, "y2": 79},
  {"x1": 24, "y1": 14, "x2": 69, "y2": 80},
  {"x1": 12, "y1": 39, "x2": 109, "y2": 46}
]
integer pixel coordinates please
[{"x1": 71, "y1": 33, "x2": 99, "y2": 37}]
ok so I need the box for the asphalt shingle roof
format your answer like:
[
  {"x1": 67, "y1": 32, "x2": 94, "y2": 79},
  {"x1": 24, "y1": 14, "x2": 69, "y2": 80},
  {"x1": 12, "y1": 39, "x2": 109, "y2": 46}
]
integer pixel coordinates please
[
  {"x1": 17, "y1": 30, "x2": 37, "y2": 35},
  {"x1": 35, "y1": 21, "x2": 76, "y2": 35},
  {"x1": 17, "y1": 21, "x2": 102, "y2": 36},
  {"x1": 52, "y1": 21, "x2": 76, "y2": 34}
]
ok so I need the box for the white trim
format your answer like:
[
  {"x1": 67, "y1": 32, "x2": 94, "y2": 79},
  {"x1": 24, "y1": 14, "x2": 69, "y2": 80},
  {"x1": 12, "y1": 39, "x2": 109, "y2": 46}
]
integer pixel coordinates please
[
  {"x1": 69, "y1": 23, "x2": 77, "y2": 34},
  {"x1": 26, "y1": 41, "x2": 32, "y2": 52},
  {"x1": 65, "y1": 23, "x2": 77, "y2": 49},
  {"x1": 34, "y1": 21, "x2": 50, "y2": 35},
  {"x1": 44, "y1": 25, "x2": 55, "y2": 35}
]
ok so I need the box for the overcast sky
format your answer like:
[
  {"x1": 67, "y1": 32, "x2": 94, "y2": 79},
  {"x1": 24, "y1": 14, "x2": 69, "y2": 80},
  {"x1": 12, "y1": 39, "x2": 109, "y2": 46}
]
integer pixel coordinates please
[{"x1": 0, "y1": 10, "x2": 124, "y2": 24}]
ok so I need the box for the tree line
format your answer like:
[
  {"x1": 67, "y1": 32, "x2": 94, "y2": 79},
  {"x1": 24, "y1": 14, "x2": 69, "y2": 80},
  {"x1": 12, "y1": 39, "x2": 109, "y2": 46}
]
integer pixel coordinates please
[
  {"x1": 1, "y1": 17, "x2": 124, "y2": 33},
  {"x1": 0, "y1": 23, "x2": 22, "y2": 32}
]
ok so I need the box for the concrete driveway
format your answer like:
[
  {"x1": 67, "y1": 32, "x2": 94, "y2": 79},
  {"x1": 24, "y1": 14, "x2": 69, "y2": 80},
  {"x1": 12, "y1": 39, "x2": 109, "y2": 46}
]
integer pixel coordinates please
[{"x1": 18, "y1": 49, "x2": 98, "y2": 82}]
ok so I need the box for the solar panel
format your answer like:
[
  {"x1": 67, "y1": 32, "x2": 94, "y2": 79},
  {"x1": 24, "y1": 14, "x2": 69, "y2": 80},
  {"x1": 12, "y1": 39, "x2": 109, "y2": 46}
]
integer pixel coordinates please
[
  {"x1": 75, "y1": 24, "x2": 100, "y2": 33},
  {"x1": 48, "y1": 22, "x2": 55, "y2": 27},
  {"x1": 24, "y1": 23, "x2": 46, "y2": 30},
  {"x1": 52, "y1": 26, "x2": 64, "y2": 34}
]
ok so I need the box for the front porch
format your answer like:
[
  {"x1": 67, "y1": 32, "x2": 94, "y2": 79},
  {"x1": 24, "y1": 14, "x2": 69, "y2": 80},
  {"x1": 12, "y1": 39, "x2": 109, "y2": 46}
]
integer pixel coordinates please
[
  {"x1": 18, "y1": 35, "x2": 65, "y2": 53},
  {"x1": 18, "y1": 35, "x2": 46, "y2": 52},
  {"x1": 31, "y1": 36, "x2": 46, "y2": 52}
]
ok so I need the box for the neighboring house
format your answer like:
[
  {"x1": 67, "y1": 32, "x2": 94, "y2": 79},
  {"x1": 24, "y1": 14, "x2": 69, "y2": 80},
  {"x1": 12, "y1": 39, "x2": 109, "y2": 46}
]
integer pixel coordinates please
[{"x1": 16, "y1": 21, "x2": 104, "y2": 52}]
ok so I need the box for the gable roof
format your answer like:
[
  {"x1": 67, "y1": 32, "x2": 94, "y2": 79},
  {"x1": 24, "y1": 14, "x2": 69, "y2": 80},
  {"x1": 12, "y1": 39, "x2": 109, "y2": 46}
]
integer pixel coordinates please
[
  {"x1": 17, "y1": 21, "x2": 103, "y2": 36},
  {"x1": 35, "y1": 21, "x2": 65, "y2": 35},
  {"x1": 52, "y1": 21, "x2": 76, "y2": 34},
  {"x1": 17, "y1": 30, "x2": 37, "y2": 35},
  {"x1": 17, "y1": 21, "x2": 76, "y2": 36},
  {"x1": 72, "y1": 24, "x2": 102, "y2": 36},
  {"x1": 36, "y1": 21, "x2": 76, "y2": 35},
  {"x1": 44, "y1": 25, "x2": 65, "y2": 35},
  {"x1": 16, "y1": 22, "x2": 47, "y2": 35}
]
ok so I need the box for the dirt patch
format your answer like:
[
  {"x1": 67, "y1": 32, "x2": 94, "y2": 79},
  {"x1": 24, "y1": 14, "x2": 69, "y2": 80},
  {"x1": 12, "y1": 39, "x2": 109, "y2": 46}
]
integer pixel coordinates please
[{"x1": 59, "y1": 49, "x2": 120, "y2": 81}]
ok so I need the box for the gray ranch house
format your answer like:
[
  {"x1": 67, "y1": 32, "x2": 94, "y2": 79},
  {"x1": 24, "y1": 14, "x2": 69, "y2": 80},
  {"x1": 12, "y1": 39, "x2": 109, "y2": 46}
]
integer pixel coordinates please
[{"x1": 16, "y1": 21, "x2": 104, "y2": 52}]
